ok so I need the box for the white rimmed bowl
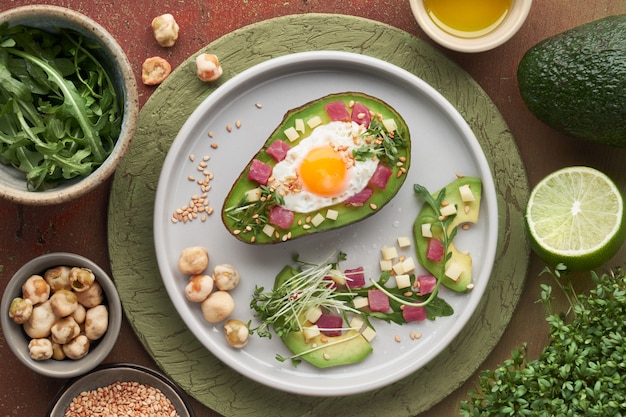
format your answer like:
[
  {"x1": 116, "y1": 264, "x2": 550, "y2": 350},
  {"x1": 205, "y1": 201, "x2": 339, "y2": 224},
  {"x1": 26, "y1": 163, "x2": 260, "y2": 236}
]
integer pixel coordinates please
[
  {"x1": 0, "y1": 252, "x2": 122, "y2": 378},
  {"x1": 0, "y1": 5, "x2": 138, "y2": 205},
  {"x1": 410, "y1": 0, "x2": 533, "y2": 53}
]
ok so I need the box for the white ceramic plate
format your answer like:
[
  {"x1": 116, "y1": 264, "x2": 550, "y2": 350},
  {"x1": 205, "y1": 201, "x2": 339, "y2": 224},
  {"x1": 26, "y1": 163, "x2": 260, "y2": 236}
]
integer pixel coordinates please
[{"x1": 153, "y1": 51, "x2": 498, "y2": 396}]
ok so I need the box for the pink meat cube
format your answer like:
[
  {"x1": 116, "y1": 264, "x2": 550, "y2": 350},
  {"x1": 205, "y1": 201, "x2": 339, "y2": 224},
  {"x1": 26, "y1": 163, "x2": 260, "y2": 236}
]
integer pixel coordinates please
[
  {"x1": 426, "y1": 238, "x2": 444, "y2": 262},
  {"x1": 324, "y1": 101, "x2": 350, "y2": 121},
  {"x1": 351, "y1": 102, "x2": 371, "y2": 126},
  {"x1": 268, "y1": 205, "x2": 294, "y2": 229},
  {"x1": 344, "y1": 187, "x2": 373, "y2": 206},
  {"x1": 368, "y1": 163, "x2": 393, "y2": 189},
  {"x1": 402, "y1": 305, "x2": 427, "y2": 322},
  {"x1": 247, "y1": 159, "x2": 272, "y2": 185},
  {"x1": 344, "y1": 267, "x2": 365, "y2": 289},
  {"x1": 317, "y1": 313, "x2": 343, "y2": 337},
  {"x1": 417, "y1": 275, "x2": 437, "y2": 295},
  {"x1": 322, "y1": 276, "x2": 338, "y2": 291},
  {"x1": 368, "y1": 289, "x2": 390, "y2": 312},
  {"x1": 266, "y1": 139, "x2": 291, "y2": 162}
]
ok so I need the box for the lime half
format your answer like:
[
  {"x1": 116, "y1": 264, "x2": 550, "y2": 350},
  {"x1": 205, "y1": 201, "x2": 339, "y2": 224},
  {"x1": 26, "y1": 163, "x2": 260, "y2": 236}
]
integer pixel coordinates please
[{"x1": 526, "y1": 166, "x2": 626, "y2": 272}]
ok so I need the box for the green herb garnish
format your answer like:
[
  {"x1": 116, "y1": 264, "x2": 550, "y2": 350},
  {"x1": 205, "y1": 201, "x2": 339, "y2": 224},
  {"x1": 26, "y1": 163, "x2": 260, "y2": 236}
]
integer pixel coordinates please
[
  {"x1": 250, "y1": 252, "x2": 453, "y2": 342},
  {"x1": 461, "y1": 265, "x2": 626, "y2": 416},
  {"x1": 353, "y1": 118, "x2": 406, "y2": 163},
  {"x1": 223, "y1": 185, "x2": 285, "y2": 237},
  {"x1": 0, "y1": 24, "x2": 122, "y2": 190}
]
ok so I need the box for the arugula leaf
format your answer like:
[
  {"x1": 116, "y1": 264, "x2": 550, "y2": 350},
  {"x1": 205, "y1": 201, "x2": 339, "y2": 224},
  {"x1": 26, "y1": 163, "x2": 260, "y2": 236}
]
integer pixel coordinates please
[{"x1": 0, "y1": 24, "x2": 122, "y2": 190}]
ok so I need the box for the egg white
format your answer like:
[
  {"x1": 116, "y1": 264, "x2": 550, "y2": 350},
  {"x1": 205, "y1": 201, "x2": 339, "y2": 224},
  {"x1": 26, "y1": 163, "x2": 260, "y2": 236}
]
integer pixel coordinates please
[{"x1": 272, "y1": 121, "x2": 379, "y2": 213}]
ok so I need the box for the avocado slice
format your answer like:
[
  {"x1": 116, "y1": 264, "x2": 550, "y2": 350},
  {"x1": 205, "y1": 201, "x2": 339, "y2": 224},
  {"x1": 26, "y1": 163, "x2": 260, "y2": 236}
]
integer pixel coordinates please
[
  {"x1": 413, "y1": 177, "x2": 482, "y2": 292},
  {"x1": 282, "y1": 325, "x2": 373, "y2": 368},
  {"x1": 221, "y1": 92, "x2": 411, "y2": 244},
  {"x1": 272, "y1": 265, "x2": 373, "y2": 368},
  {"x1": 517, "y1": 15, "x2": 626, "y2": 146}
]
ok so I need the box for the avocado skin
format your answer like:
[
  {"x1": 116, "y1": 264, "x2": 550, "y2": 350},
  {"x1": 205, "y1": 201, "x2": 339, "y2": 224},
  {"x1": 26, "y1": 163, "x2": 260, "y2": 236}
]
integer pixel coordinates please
[{"x1": 517, "y1": 15, "x2": 626, "y2": 146}]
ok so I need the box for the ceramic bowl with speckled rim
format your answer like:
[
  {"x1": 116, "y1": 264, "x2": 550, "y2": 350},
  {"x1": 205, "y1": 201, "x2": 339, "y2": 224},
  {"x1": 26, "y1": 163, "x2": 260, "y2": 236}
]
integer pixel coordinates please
[
  {"x1": 0, "y1": 252, "x2": 122, "y2": 378},
  {"x1": 0, "y1": 5, "x2": 138, "y2": 205},
  {"x1": 410, "y1": 0, "x2": 533, "y2": 53}
]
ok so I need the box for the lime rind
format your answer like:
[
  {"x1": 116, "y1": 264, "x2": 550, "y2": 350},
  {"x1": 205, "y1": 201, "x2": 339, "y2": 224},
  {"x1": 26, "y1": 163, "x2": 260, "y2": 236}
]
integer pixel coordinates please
[{"x1": 526, "y1": 166, "x2": 626, "y2": 271}]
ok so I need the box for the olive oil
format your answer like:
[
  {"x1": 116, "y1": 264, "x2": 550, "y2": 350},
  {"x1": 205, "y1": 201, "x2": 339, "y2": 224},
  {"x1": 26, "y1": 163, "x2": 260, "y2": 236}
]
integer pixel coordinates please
[{"x1": 423, "y1": 0, "x2": 512, "y2": 38}]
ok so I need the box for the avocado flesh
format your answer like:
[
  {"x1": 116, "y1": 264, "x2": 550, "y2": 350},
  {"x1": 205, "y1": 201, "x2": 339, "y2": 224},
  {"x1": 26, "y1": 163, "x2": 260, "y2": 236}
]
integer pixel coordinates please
[
  {"x1": 413, "y1": 177, "x2": 482, "y2": 292},
  {"x1": 221, "y1": 92, "x2": 411, "y2": 244},
  {"x1": 272, "y1": 265, "x2": 373, "y2": 368},
  {"x1": 282, "y1": 325, "x2": 373, "y2": 368},
  {"x1": 517, "y1": 15, "x2": 626, "y2": 146}
]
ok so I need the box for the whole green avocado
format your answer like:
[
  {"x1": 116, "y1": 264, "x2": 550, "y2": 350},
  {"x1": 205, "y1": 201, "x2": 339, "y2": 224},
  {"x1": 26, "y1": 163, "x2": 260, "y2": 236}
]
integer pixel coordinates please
[{"x1": 517, "y1": 15, "x2": 626, "y2": 146}]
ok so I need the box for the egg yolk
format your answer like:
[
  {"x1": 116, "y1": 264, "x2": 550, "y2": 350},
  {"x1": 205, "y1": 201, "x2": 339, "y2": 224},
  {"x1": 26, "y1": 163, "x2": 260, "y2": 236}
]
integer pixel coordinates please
[{"x1": 298, "y1": 146, "x2": 348, "y2": 197}]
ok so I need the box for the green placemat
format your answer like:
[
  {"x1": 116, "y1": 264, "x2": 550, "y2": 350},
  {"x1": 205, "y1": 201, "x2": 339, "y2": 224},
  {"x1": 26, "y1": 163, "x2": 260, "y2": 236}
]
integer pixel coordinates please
[{"x1": 108, "y1": 13, "x2": 529, "y2": 417}]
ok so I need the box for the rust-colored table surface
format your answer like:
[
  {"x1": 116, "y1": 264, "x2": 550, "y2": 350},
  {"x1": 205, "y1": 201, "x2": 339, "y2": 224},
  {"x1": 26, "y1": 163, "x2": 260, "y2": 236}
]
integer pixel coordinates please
[{"x1": 2, "y1": 1, "x2": 626, "y2": 416}]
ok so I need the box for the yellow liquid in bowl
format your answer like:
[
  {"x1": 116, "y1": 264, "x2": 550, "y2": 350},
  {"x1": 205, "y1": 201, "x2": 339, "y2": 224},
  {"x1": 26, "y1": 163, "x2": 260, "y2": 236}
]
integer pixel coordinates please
[{"x1": 423, "y1": 0, "x2": 512, "y2": 38}]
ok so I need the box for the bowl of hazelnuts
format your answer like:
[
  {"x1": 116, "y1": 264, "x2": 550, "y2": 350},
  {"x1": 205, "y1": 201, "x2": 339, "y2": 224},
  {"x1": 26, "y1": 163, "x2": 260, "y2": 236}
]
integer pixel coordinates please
[{"x1": 0, "y1": 252, "x2": 122, "y2": 378}]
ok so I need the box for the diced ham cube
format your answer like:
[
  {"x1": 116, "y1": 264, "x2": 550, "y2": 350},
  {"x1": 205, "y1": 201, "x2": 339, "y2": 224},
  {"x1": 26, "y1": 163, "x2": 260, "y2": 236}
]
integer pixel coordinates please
[
  {"x1": 268, "y1": 205, "x2": 294, "y2": 229},
  {"x1": 266, "y1": 139, "x2": 291, "y2": 162},
  {"x1": 317, "y1": 313, "x2": 343, "y2": 337},
  {"x1": 345, "y1": 267, "x2": 365, "y2": 288},
  {"x1": 324, "y1": 101, "x2": 351, "y2": 121},
  {"x1": 351, "y1": 102, "x2": 371, "y2": 126},
  {"x1": 368, "y1": 289, "x2": 390, "y2": 312},
  {"x1": 247, "y1": 159, "x2": 272, "y2": 185},
  {"x1": 344, "y1": 187, "x2": 373, "y2": 206},
  {"x1": 402, "y1": 305, "x2": 427, "y2": 322},
  {"x1": 368, "y1": 163, "x2": 393, "y2": 189},
  {"x1": 417, "y1": 275, "x2": 437, "y2": 295},
  {"x1": 426, "y1": 238, "x2": 444, "y2": 262}
]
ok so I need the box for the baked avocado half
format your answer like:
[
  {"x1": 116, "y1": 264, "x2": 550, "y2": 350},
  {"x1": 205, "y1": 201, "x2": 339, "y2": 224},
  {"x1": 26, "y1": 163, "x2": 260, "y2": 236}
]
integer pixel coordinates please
[
  {"x1": 221, "y1": 92, "x2": 410, "y2": 244},
  {"x1": 517, "y1": 15, "x2": 626, "y2": 146}
]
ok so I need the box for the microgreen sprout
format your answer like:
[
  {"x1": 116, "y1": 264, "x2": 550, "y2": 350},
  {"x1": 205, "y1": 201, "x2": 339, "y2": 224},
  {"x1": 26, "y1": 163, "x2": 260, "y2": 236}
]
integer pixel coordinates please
[
  {"x1": 353, "y1": 119, "x2": 406, "y2": 163},
  {"x1": 224, "y1": 185, "x2": 285, "y2": 236},
  {"x1": 250, "y1": 251, "x2": 453, "y2": 364},
  {"x1": 461, "y1": 266, "x2": 626, "y2": 416}
]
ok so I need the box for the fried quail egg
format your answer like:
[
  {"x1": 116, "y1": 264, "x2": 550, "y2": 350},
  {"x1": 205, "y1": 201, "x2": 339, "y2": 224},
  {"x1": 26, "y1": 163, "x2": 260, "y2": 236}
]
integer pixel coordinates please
[{"x1": 271, "y1": 121, "x2": 379, "y2": 213}]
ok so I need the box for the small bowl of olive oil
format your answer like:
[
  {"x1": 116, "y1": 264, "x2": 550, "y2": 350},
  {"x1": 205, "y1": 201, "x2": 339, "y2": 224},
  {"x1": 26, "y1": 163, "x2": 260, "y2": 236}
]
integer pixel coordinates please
[{"x1": 410, "y1": 0, "x2": 532, "y2": 52}]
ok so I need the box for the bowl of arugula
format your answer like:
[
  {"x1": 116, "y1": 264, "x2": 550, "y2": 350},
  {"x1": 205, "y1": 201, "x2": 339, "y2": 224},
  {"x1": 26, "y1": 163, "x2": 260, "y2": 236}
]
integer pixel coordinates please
[{"x1": 0, "y1": 5, "x2": 139, "y2": 205}]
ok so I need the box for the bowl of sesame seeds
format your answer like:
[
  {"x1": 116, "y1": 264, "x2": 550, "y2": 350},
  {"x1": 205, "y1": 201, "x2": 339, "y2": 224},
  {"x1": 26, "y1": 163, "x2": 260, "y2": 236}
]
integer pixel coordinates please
[{"x1": 47, "y1": 363, "x2": 195, "y2": 417}]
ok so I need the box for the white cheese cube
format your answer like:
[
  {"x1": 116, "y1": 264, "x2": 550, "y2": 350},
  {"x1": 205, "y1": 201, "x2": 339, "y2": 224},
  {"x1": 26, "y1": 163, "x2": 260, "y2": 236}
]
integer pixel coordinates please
[
  {"x1": 459, "y1": 184, "x2": 475, "y2": 202},
  {"x1": 328, "y1": 269, "x2": 346, "y2": 285},
  {"x1": 303, "y1": 324, "x2": 320, "y2": 341},
  {"x1": 361, "y1": 326, "x2": 377, "y2": 342},
  {"x1": 395, "y1": 274, "x2": 411, "y2": 289},
  {"x1": 381, "y1": 246, "x2": 398, "y2": 260},
  {"x1": 402, "y1": 257, "x2": 416, "y2": 274},
  {"x1": 295, "y1": 118, "x2": 305, "y2": 133},
  {"x1": 326, "y1": 209, "x2": 339, "y2": 220},
  {"x1": 349, "y1": 316, "x2": 365, "y2": 331},
  {"x1": 392, "y1": 261, "x2": 406, "y2": 275},
  {"x1": 307, "y1": 116, "x2": 322, "y2": 129},
  {"x1": 353, "y1": 296, "x2": 369, "y2": 309},
  {"x1": 305, "y1": 306, "x2": 323, "y2": 323},
  {"x1": 421, "y1": 223, "x2": 433, "y2": 238},
  {"x1": 379, "y1": 259, "x2": 393, "y2": 272},
  {"x1": 445, "y1": 262, "x2": 464, "y2": 282},
  {"x1": 262, "y1": 224, "x2": 275, "y2": 237},
  {"x1": 284, "y1": 127, "x2": 299, "y2": 142},
  {"x1": 311, "y1": 213, "x2": 325, "y2": 227},
  {"x1": 440, "y1": 204, "x2": 457, "y2": 217},
  {"x1": 245, "y1": 187, "x2": 262, "y2": 203},
  {"x1": 397, "y1": 236, "x2": 411, "y2": 248},
  {"x1": 382, "y1": 118, "x2": 397, "y2": 133}
]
